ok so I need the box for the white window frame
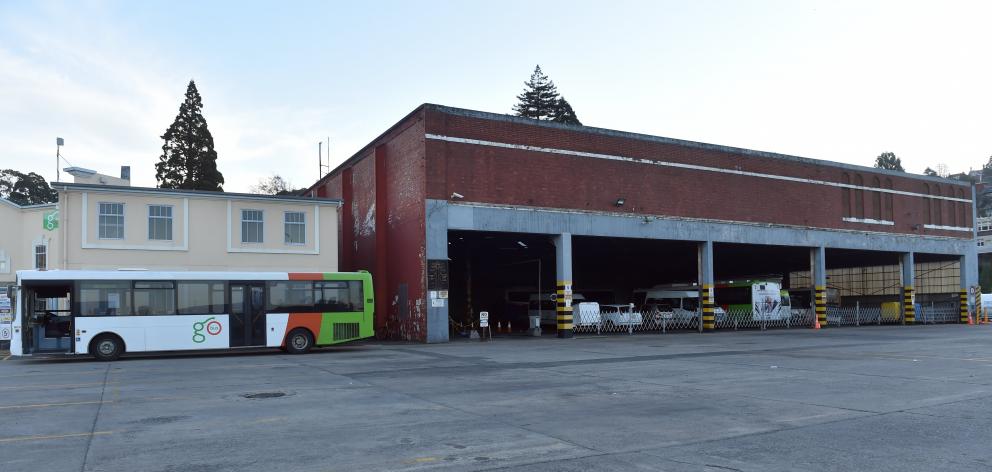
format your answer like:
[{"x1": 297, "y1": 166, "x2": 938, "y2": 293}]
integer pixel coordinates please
[
  {"x1": 284, "y1": 211, "x2": 306, "y2": 245},
  {"x1": 34, "y1": 244, "x2": 47, "y2": 270},
  {"x1": 98, "y1": 202, "x2": 125, "y2": 240},
  {"x1": 241, "y1": 209, "x2": 264, "y2": 244},
  {"x1": 147, "y1": 204, "x2": 174, "y2": 241}
]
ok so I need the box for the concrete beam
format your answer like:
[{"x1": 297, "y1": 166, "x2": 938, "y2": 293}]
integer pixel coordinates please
[{"x1": 440, "y1": 200, "x2": 973, "y2": 256}]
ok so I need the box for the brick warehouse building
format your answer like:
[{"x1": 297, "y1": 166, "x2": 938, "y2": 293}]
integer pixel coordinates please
[{"x1": 306, "y1": 104, "x2": 978, "y2": 343}]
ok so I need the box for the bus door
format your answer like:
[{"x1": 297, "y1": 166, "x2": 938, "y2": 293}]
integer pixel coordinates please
[{"x1": 230, "y1": 283, "x2": 266, "y2": 347}]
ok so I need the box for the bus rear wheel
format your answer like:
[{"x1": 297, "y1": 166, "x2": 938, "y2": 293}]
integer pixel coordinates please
[
  {"x1": 284, "y1": 329, "x2": 314, "y2": 355},
  {"x1": 90, "y1": 334, "x2": 124, "y2": 361}
]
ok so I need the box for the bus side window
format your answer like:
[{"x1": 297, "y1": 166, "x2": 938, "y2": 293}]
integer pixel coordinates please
[
  {"x1": 314, "y1": 281, "x2": 363, "y2": 312},
  {"x1": 79, "y1": 281, "x2": 132, "y2": 316},
  {"x1": 178, "y1": 282, "x2": 226, "y2": 315},
  {"x1": 267, "y1": 281, "x2": 315, "y2": 312},
  {"x1": 133, "y1": 281, "x2": 176, "y2": 316}
]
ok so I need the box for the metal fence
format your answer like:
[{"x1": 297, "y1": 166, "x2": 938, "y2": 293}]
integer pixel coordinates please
[
  {"x1": 572, "y1": 302, "x2": 961, "y2": 336},
  {"x1": 916, "y1": 302, "x2": 960, "y2": 324}
]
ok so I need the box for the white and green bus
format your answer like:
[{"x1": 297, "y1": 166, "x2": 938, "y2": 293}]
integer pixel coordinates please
[{"x1": 9, "y1": 269, "x2": 374, "y2": 361}]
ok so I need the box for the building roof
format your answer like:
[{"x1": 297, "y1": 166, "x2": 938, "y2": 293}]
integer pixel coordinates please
[
  {"x1": 0, "y1": 198, "x2": 56, "y2": 210},
  {"x1": 309, "y1": 103, "x2": 970, "y2": 192},
  {"x1": 51, "y1": 182, "x2": 343, "y2": 206}
]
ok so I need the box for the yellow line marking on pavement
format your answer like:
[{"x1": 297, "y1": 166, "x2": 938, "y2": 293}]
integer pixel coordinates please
[
  {"x1": 0, "y1": 431, "x2": 113, "y2": 443},
  {"x1": 0, "y1": 400, "x2": 111, "y2": 410},
  {"x1": 405, "y1": 457, "x2": 439, "y2": 464}
]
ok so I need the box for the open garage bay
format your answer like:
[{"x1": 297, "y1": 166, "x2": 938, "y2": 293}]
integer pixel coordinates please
[{"x1": 3, "y1": 325, "x2": 992, "y2": 471}]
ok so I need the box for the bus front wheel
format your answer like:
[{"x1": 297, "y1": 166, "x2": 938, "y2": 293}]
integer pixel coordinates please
[
  {"x1": 284, "y1": 329, "x2": 314, "y2": 355},
  {"x1": 90, "y1": 334, "x2": 124, "y2": 361}
]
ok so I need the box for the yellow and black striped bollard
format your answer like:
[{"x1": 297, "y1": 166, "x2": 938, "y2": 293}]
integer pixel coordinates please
[
  {"x1": 902, "y1": 286, "x2": 914, "y2": 325},
  {"x1": 960, "y1": 289, "x2": 970, "y2": 324},
  {"x1": 556, "y1": 281, "x2": 573, "y2": 338},
  {"x1": 701, "y1": 284, "x2": 715, "y2": 331},
  {"x1": 814, "y1": 286, "x2": 827, "y2": 328}
]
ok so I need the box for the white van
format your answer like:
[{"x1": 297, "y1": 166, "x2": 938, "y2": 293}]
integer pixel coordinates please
[
  {"x1": 633, "y1": 286, "x2": 727, "y2": 325},
  {"x1": 532, "y1": 293, "x2": 586, "y2": 326},
  {"x1": 573, "y1": 302, "x2": 602, "y2": 327}
]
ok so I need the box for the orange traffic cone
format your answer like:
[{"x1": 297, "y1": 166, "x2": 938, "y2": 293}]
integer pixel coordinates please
[
  {"x1": 814, "y1": 317, "x2": 821, "y2": 330},
  {"x1": 969, "y1": 312, "x2": 974, "y2": 325}
]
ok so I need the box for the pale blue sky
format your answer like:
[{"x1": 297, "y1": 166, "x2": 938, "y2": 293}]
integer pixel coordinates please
[{"x1": 1, "y1": 0, "x2": 990, "y2": 191}]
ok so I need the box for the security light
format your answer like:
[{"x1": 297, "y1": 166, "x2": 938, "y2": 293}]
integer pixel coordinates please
[
  {"x1": 517, "y1": 241, "x2": 528, "y2": 248},
  {"x1": 451, "y1": 192, "x2": 464, "y2": 200},
  {"x1": 615, "y1": 197, "x2": 625, "y2": 207}
]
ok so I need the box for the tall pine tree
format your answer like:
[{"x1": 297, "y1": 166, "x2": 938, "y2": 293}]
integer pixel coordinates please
[
  {"x1": 155, "y1": 80, "x2": 225, "y2": 191},
  {"x1": 513, "y1": 65, "x2": 582, "y2": 125},
  {"x1": 513, "y1": 65, "x2": 560, "y2": 120}
]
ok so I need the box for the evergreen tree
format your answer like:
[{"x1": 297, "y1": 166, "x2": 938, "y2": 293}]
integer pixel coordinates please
[
  {"x1": 923, "y1": 167, "x2": 938, "y2": 176},
  {"x1": 155, "y1": 80, "x2": 225, "y2": 191},
  {"x1": 551, "y1": 96, "x2": 582, "y2": 125},
  {"x1": 513, "y1": 65, "x2": 560, "y2": 120},
  {"x1": 873, "y1": 152, "x2": 904, "y2": 172},
  {"x1": 0, "y1": 169, "x2": 57, "y2": 205}
]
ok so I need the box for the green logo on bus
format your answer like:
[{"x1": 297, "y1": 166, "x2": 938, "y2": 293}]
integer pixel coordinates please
[{"x1": 193, "y1": 317, "x2": 222, "y2": 343}]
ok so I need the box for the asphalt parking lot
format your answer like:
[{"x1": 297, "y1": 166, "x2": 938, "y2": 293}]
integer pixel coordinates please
[{"x1": 3, "y1": 325, "x2": 992, "y2": 472}]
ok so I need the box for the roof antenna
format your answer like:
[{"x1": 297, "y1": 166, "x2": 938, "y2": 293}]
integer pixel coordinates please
[{"x1": 318, "y1": 137, "x2": 330, "y2": 178}]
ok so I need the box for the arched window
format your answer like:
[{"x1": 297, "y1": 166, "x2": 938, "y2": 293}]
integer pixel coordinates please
[
  {"x1": 884, "y1": 178, "x2": 894, "y2": 221},
  {"x1": 933, "y1": 184, "x2": 942, "y2": 226},
  {"x1": 959, "y1": 188, "x2": 969, "y2": 227},
  {"x1": 853, "y1": 174, "x2": 864, "y2": 219},
  {"x1": 841, "y1": 173, "x2": 851, "y2": 218},
  {"x1": 871, "y1": 176, "x2": 882, "y2": 220},
  {"x1": 923, "y1": 184, "x2": 931, "y2": 225}
]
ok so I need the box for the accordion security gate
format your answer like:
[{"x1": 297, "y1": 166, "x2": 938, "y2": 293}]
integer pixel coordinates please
[{"x1": 573, "y1": 303, "x2": 962, "y2": 336}]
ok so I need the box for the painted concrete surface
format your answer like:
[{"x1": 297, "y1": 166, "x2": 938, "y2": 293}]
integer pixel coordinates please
[{"x1": 2, "y1": 325, "x2": 992, "y2": 471}]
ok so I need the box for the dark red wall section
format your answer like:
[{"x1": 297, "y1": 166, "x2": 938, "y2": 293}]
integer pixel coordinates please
[{"x1": 424, "y1": 108, "x2": 972, "y2": 239}]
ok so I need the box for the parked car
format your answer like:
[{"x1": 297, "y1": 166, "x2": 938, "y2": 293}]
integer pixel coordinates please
[{"x1": 600, "y1": 303, "x2": 643, "y2": 327}]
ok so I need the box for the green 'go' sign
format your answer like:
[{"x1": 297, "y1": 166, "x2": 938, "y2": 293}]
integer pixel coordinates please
[{"x1": 43, "y1": 210, "x2": 59, "y2": 231}]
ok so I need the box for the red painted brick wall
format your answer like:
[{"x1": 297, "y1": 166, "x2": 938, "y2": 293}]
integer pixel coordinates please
[
  {"x1": 313, "y1": 110, "x2": 428, "y2": 341},
  {"x1": 425, "y1": 108, "x2": 973, "y2": 239}
]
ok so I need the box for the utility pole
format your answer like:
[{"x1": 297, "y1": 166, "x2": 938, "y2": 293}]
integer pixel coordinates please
[{"x1": 56, "y1": 137, "x2": 64, "y2": 182}]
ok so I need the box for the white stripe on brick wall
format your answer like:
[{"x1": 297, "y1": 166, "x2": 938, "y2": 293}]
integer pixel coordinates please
[{"x1": 425, "y1": 134, "x2": 973, "y2": 204}]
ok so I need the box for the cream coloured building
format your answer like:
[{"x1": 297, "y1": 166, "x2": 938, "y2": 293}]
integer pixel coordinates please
[
  {"x1": 2, "y1": 165, "x2": 340, "y2": 286},
  {"x1": 0, "y1": 199, "x2": 60, "y2": 284},
  {"x1": 50, "y1": 182, "x2": 341, "y2": 273}
]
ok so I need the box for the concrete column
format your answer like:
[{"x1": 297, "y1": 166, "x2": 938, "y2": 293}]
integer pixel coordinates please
[
  {"x1": 901, "y1": 252, "x2": 915, "y2": 325},
  {"x1": 425, "y1": 200, "x2": 449, "y2": 343},
  {"x1": 698, "y1": 241, "x2": 715, "y2": 332},
  {"x1": 960, "y1": 252, "x2": 979, "y2": 324},
  {"x1": 554, "y1": 233, "x2": 573, "y2": 339},
  {"x1": 812, "y1": 246, "x2": 827, "y2": 328}
]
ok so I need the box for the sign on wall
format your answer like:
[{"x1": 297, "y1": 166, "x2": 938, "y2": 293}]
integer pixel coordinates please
[
  {"x1": 427, "y1": 260, "x2": 449, "y2": 291},
  {"x1": 42, "y1": 210, "x2": 59, "y2": 231}
]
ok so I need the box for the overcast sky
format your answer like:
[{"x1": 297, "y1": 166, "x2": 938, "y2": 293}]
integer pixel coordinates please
[{"x1": 1, "y1": 0, "x2": 991, "y2": 192}]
